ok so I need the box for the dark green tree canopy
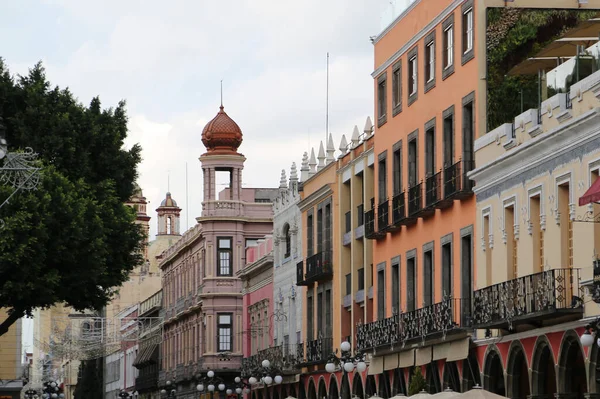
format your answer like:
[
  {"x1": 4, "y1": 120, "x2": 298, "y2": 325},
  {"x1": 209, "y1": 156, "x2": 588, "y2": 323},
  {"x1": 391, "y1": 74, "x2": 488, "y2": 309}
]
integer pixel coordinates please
[{"x1": 0, "y1": 59, "x2": 144, "y2": 335}]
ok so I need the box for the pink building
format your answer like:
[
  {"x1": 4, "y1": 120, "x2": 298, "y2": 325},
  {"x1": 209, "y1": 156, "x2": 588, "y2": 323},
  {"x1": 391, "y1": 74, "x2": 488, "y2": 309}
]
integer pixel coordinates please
[
  {"x1": 238, "y1": 237, "x2": 274, "y2": 359},
  {"x1": 159, "y1": 105, "x2": 279, "y2": 397}
]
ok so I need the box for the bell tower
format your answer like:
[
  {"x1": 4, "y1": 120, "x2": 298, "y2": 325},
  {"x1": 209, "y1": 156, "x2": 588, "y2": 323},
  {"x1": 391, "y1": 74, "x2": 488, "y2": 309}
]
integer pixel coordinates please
[{"x1": 156, "y1": 192, "x2": 181, "y2": 236}]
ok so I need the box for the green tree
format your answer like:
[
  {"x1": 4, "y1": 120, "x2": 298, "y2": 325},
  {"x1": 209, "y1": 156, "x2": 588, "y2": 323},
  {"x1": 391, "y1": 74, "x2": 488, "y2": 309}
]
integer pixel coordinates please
[
  {"x1": 0, "y1": 59, "x2": 144, "y2": 336},
  {"x1": 408, "y1": 366, "x2": 426, "y2": 396},
  {"x1": 74, "y1": 358, "x2": 104, "y2": 399}
]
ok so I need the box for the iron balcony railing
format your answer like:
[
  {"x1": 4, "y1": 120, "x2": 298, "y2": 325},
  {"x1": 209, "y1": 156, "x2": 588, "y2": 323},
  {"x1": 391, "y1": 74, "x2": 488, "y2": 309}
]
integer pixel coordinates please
[
  {"x1": 355, "y1": 298, "x2": 466, "y2": 352},
  {"x1": 296, "y1": 337, "x2": 333, "y2": 365},
  {"x1": 408, "y1": 183, "x2": 423, "y2": 216},
  {"x1": 378, "y1": 199, "x2": 390, "y2": 231},
  {"x1": 297, "y1": 251, "x2": 333, "y2": 285},
  {"x1": 241, "y1": 345, "x2": 299, "y2": 376},
  {"x1": 425, "y1": 171, "x2": 442, "y2": 208},
  {"x1": 443, "y1": 160, "x2": 474, "y2": 199},
  {"x1": 392, "y1": 192, "x2": 406, "y2": 225},
  {"x1": 472, "y1": 268, "x2": 582, "y2": 330},
  {"x1": 135, "y1": 365, "x2": 159, "y2": 392},
  {"x1": 365, "y1": 208, "x2": 376, "y2": 238}
]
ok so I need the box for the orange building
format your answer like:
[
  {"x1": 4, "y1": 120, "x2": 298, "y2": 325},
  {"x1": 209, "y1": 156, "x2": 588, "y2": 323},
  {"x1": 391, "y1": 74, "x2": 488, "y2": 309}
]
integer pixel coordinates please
[{"x1": 359, "y1": 0, "x2": 480, "y2": 393}]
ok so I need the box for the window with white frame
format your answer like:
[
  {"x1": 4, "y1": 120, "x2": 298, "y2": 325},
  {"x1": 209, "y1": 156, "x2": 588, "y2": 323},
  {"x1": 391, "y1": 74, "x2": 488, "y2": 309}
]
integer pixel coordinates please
[
  {"x1": 217, "y1": 313, "x2": 233, "y2": 352},
  {"x1": 217, "y1": 237, "x2": 232, "y2": 276},
  {"x1": 462, "y1": 7, "x2": 473, "y2": 54},
  {"x1": 444, "y1": 25, "x2": 453, "y2": 68},
  {"x1": 426, "y1": 41, "x2": 435, "y2": 83},
  {"x1": 409, "y1": 56, "x2": 418, "y2": 95}
]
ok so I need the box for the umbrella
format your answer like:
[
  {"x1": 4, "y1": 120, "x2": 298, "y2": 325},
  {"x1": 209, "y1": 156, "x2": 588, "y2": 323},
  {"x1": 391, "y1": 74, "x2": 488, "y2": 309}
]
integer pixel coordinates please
[
  {"x1": 461, "y1": 385, "x2": 505, "y2": 399},
  {"x1": 410, "y1": 390, "x2": 432, "y2": 399},
  {"x1": 429, "y1": 389, "x2": 459, "y2": 399}
]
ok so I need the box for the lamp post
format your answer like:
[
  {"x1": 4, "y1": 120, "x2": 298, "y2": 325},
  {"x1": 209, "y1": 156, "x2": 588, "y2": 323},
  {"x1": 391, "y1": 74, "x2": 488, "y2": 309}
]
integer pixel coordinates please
[
  {"x1": 196, "y1": 370, "x2": 227, "y2": 395},
  {"x1": 234, "y1": 376, "x2": 252, "y2": 399},
  {"x1": 40, "y1": 379, "x2": 65, "y2": 399},
  {"x1": 580, "y1": 317, "x2": 600, "y2": 348},
  {"x1": 24, "y1": 389, "x2": 39, "y2": 399},
  {"x1": 246, "y1": 359, "x2": 283, "y2": 399},
  {"x1": 325, "y1": 341, "x2": 367, "y2": 399},
  {"x1": 118, "y1": 390, "x2": 138, "y2": 398},
  {"x1": 160, "y1": 380, "x2": 176, "y2": 398}
]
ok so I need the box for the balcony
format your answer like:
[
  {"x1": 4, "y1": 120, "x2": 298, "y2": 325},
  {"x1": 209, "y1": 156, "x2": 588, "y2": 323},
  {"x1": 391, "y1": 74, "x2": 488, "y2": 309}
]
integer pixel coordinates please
[
  {"x1": 356, "y1": 298, "x2": 467, "y2": 352},
  {"x1": 241, "y1": 345, "x2": 299, "y2": 376},
  {"x1": 139, "y1": 290, "x2": 162, "y2": 316},
  {"x1": 472, "y1": 268, "x2": 583, "y2": 331},
  {"x1": 443, "y1": 160, "x2": 474, "y2": 202},
  {"x1": 135, "y1": 365, "x2": 159, "y2": 392},
  {"x1": 296, "y1": 337, "x2": 333, "y2": 366},
  {"x1": 377, "y1": 200, "x2": 390, "y2": 233},
  {"x1": 296, "y1": 251, "x2": 333, "y2": 286},
  {"x1": 365, "y1": 207, "x2": 376, "y2": 238},
  {"x1": 408, "y1": 183, "x2": 423, "y2": 219},
  {"x1": 424, "y1": 171, "x2": 442, "y2": 215}
]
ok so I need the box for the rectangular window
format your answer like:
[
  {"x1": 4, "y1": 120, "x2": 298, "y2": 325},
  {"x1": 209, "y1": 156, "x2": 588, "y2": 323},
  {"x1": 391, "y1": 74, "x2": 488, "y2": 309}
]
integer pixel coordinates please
[
  {"x1": 358, "y1": 267, "x2": 365, "y2": 290},
  {"x1": 377, "y1": 73, "x2": 387, "y2": 126},
  {"x1": 307, "y1": 213, "x2": 314, "y2": 256},
  {"x1": 408, "y1": 136, "x2": 418, "y2": 187},
  {"x1": 505, "y1": 205, "x2": 517, "y2": 279},
  {"x1": 441, "y1": 242, "x2": 452, "y2": 297},
  {"x1": 409, "y1": 56, "x2": 418, "y2": 96},
  {"x1": 425, "y1": 125, "x2": 435, "y2": 177},
  {"x1": 317, "y1": 291, "x2": 323, "y2": 334},
  {"x1": 393, "y1": 141, "x2": 402, "y2": 196},
  {"x1": 460, "y1": 228, "x2": 473, "y2": 321},
  {"x1": 392, "y1": 62, "x2": 402, "y2": 115},
  {"x1": 377, "y1": 269, "x2": 386, "y2": 319},
  {"x1": 324, "y1": 203, "x2": 332, "y2": 251},
  {"x1": 217, "y1": 314, "x2": 232, "y2": 352},
  {"x1": 325, "y1": 289, "x2": 332, "y2": 337},
  {"x1": 423, "y1": 248, "x2": 434, "y2": 307},
  {"x1": 530, "y1": 195, "x2": 543, "y2": 273},
  {"x1": 345, "y1": 273, "x2": 352, "y2": 296},
  {"x1": 462, "y1": 94, "x2": 475, "y2": 166},
  {"x1": 392, "y1": 260, "x2": 400, "y2": 315},
  {"x1": 443, "y1": 107, "x2": 454, "y2": 168},
  {"x1": 307, "y1": 294, "x2": 313, "y2": 340},
  {"x1": 317, "y1": 208, "x2": 323, "y2": 253},
  {"x1": 558, "y1": 183, "x2": 573, "y2": 268},
  {"x1": 483, "y1": 213, "x2": 492, "y2": 286},
  {"x1": 407, "y1": 255, "x2": 416, "y2": 312},
  {"x1": 217, "y1": 237, "x2": 233, "y2": 276},
  {"x1": 461, "y1": 1, "x2": 474, "y2": 64},
  {"x1": 345, "y1": 211, "x2": 351, "y2": 234},
  {"x1": 425, "y1": 39, "x2": 435, "y2": 87},
  {"x1": 378, "y1": 154, "x2": 387, "y2": 202},
  {"x1": 444, "y1": 26, "x2": 454, "y2": 68}
]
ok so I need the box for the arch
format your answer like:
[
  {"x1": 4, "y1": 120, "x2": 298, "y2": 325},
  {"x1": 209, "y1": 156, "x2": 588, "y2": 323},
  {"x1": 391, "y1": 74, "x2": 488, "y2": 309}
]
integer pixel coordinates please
[
  {"x1": 283, "y1": 223, "x2": 291, "y2": 258},
  {"x1": 557, "y1": 330, "x2": 587, "y2": 397},
  {"x1": 392, "y1": 368, "x2": 407, "y2": 396},
  {"x1": 307, "y1": 378, "x2": 317, "y2": 399},
  {"x1": 462, "y1": 351, "x2": 481, "y2": 391},
  {"x1": 378, "y1": 372, "x2": 391, "y2": 399},
  {"x1": 365, "y1": 375, "x2": 377, "y2": 397},
  {"x1": 442, "y1": 362, "x2": 461, "y2": 392},
  {"x1": 341, "y1": 371, "x2": 351, "y2": 399},
  {"x1": 426, "y1": 362, "x2": 442, "y2": 393},
  {"x1": 352, "y1": 374, "x2": 364, "y2": 399},
  {"x1": 505, "y1": 340, "x2": 530, "y2": 399},
  {"x1": 329, "y1": 375, "x2": 339, "y2": 399},
  {"x1": 318, "y1": 377, "x2": 327, "y2": 399},
  {"x1": 531, "y1": 335, "x2": 557, "y2": 396},
  {"x1": 483, "y1": 347, "x2": 505, "y2": 395}
]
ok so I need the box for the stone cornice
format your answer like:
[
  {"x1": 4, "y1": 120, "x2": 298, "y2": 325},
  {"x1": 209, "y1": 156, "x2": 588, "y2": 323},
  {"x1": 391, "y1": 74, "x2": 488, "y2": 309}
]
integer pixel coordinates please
[
  {"x1": 298, "y1": 185, "x2": 333, "y2": 212},
  {"x1": 469, "y1": 108, "x2": 600, "y2": 197},
  {"x1": 237, "y1": 254, "x2": 274, "y2": 280},
  {"x1": 337, "y1": 147, "x2": 374, "y2": 175}
]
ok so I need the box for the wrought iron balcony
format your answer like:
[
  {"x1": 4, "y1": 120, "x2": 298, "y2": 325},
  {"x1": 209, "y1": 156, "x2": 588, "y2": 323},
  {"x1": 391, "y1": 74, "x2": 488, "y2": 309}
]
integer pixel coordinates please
[
  {"x1": 472, "y1": 268, "x2": 583, "y2": 331},
  {"x1": 443, "y1": 160, "x2": 474, "y2": 201},
  {"x1": 408, "y1": 183, "x2": 423, "y2": 217},
  {"x1": 296, "y1": 251, "x2": 333, "y2": 286},
  {"x1": 424, "y1": 171, "x2": 442, "y2": 212},
  {"x1": 377, "y1": 199, "x2": 390, "y2": 232},
  {"x1": 136, "y1": 365, "x2": 159, "y2": 392},
  {"x1": 296, "y1": 337, "x2": 333, "y2": 366},
  {"x1": 388, "y1": 192, "x2": 408, "y2": 232},
  {"x1": 355, "y1": 298, "x2": 467, "y2": 352},
  {"x1": 364, "y1": 207, "x2": 376, "y2": 238}
]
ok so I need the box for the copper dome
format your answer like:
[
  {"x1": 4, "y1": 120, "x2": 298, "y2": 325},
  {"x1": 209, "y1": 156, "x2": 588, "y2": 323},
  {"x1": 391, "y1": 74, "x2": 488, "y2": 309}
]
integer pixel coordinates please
[{"x1": 201, "y1": 106, "x2": 243, "y2": 155}]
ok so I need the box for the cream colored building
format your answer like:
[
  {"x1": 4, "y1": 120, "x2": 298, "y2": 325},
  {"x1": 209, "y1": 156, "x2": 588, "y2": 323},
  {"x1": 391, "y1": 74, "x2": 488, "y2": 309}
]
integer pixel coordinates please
[
  {"x1": 468, "y1": 20, "x2": 600, "y2": 396},
  {"x1": 0, "y1": 309, "x2": 23, "y2": 399}
]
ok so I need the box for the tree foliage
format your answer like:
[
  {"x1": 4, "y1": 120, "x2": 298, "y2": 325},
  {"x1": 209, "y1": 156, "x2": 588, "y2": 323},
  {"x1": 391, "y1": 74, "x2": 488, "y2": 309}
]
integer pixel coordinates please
[
  {"x1": 73, "y1": 358, "x2": 103, "y2": 399},
  {"x1": 486, "y1": 9, "x2": 598, "y2": 130},
  {"x1": 408, "y1": 367, "x2": 426, "y2": 396},
  {"x1": 0, "y1": 59, "x2": 144, "y2": 335}
]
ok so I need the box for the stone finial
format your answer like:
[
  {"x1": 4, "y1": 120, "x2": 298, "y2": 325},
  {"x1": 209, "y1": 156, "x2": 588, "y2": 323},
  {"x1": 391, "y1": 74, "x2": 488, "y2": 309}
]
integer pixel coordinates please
[
  {"x1": 300, "y1": 152, "x2": 309, "y2": 181},
  {"x1": 308, "y1": 148, "x2": 317, "y2": 177},
  {"x1": 326, "y1": 133, "x2": 335, "y2": 164},
  {"x1": 317, "y1": 141, "x2": 326, "y2": 171},
  {"x1": 364, "y1": 116, "x2": 374, "y2": 136},
  {"x1": 351, "y1": 125, "x2": 360, "y2": 147},
  {"x1": 290, "y1": 162, "x2": 298, "y2": 182},
  {"x1": 339, "y1": 135, "x2": 348, "y2": 155},
  {"x1": 279, "y1": 169, "x2": 287, "y2": 189}
]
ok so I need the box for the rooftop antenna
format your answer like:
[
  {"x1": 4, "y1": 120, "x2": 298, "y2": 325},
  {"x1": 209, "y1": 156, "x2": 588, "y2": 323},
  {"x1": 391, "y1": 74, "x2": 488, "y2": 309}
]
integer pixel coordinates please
[
  {"x1": 220, "y1": 79, "x2": 223, "y2": 107},
  {"x1": 326, "y1": 52, "x2": 330, "y2": 143},
  {"x1": 167, "y1": 169, "x2": 170, "y2": 192},
  {"x1": 185, "y1": 162, "x2": 189, "y2": 231}
]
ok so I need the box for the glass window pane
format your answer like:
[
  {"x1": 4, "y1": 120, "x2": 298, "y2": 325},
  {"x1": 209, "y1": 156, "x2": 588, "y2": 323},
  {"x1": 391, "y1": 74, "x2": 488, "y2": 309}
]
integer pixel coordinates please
[{"x1": 219, "y1": 239, "x2": 231, "y2": 249}]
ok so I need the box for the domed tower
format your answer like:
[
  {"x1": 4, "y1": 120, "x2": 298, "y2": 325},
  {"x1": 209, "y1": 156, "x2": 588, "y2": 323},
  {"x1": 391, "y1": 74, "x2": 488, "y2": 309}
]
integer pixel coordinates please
[
  {"x1": 156, "y1": 192, "x2": 181, "y2": 236},
  {"x1": 126, "y1": 183, "x2": 151, "y2": 258},
  {"x1": 200, "y1": 105, "x2": 246, "y2": 214}
]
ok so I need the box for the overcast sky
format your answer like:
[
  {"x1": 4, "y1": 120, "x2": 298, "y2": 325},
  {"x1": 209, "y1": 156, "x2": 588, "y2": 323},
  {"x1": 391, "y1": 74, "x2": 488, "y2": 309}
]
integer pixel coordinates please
[{"x1": 1, "y1": 0, "x2": 394, "y2": 240}]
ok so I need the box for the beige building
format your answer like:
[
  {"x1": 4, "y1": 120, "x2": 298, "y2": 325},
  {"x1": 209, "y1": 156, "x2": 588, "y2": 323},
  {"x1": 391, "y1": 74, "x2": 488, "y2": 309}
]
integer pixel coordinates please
[
  {"x1": 468, "y1": 16, "x2": 600, "y2": 397},
  {"x1": 0, "y1": 309, "x2": 23, "y2": 399}
]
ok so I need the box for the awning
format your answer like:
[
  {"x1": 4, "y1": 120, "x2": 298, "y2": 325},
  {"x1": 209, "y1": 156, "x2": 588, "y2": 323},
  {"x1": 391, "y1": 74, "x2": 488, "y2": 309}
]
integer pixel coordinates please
[
  {"x1": 384, "y1": 353, "x2": 399, "y2": 371},
  {"x1": 398, "y1": 349, "x2": 415, "y2": 368},
  {"x1": 133, "y1": 342, "x2": 159, "y2": 368},
  {"x1": 368, "y1": 356, "x2": 384, "y2": 375},
  {"x1": 580, "y1": 178, "x2": 600, "y2": 206},
  {"x1": 415, "y1": 347, "x2": 432, "y2": 367},
  {"x1": 446, "y1": 338, "x2": 470, "y2": 363}
]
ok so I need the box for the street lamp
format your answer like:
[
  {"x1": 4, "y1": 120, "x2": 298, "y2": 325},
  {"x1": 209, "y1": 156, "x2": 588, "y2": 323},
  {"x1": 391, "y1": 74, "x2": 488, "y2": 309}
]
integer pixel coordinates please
[
  {"x1": 196, "y1": 370, "x2": 227, "y2": 393},
  {"x1": 160, "y1": 380, "x2": 176, "y2": 398},
  {"x1": 326, "y1": 341, "x2": 367, "y2": 399},
  {"x1": 118, "y1": 390, "x2": 138, "y2": 398},
  {"x1": 245, "y1": 359, "x2": 283, "y2": 399},
  {"x1": 41, "y1": 379, "x2": 65, "y2": 399},
  {"x1": 24, "y1": 389, "x2": 40, "y2": 399},
  {"x1": 234, "y1": 376, "x2": 252, "y2": 397},
  {"x1": 581, "y1": 318, "x2": 600, "y2": 347}
]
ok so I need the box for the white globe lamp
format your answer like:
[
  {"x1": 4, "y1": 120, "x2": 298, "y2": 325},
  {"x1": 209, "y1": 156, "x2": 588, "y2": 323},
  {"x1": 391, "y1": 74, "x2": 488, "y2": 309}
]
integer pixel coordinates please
[
  {"x1": 581, "y1": 330, "x2": 595, "y2": 347},
  {"x1": 249, "y1": 377, "x2": 258, "y2": 385},
  {"x1": 235, "y1": 377, "x2": 241, "y2": 383},
  {"x1": 227, "y1": 389, "x2": 233, "y2": 395},
  {"x1": 343, "y1": 362, "x2": 355, "y2": 373},
  {"x1": 197, "y1": 384, "x2": 204, "y2": 392},
  {"x1": 219, "y1": 384, "x2": 226, "y2": 391},
  {"x1": 340, "y1": 341, "x2": 351, "y2": 352},
  {"x1": 274, "y1": 375, "x2": 283, "y2": 384},
  {"x1": 262, "y1": 359, "x2": 271, "y2": 368},
  {"x1": 207, "y1": 370, "x2": 215, "y2": 378},
  {"x1": 208, "y1": 384, "x2": 215, "y2": 392},
  {"x1": 236, "y1": 388, "x2": 243, "y2": 394},
  {"x1": 356, "y1": 361, "x2": 367, "y2": 373},
  {"x1": 264, "y1": 376, "x2": 273, "y2": 385},
  {"x1": 325, "y1": 362, "x2": 336, "y2": 373}
]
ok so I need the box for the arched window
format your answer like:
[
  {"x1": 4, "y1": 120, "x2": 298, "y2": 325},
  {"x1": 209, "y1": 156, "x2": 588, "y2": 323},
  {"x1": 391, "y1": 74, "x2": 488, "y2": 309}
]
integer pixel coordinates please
[
  {"x1": 167, "y1": 216, "x2": 172, "y2": 234},
  {"x1": 284, "y1": 224, "x2": 291, "y2": 258}
]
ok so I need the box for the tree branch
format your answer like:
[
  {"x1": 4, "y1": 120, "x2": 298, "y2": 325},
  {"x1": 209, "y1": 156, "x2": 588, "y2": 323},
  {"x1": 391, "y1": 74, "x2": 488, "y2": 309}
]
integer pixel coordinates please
[{"x1": 0, "y1": 308, "x2": 23, "y2": 337}]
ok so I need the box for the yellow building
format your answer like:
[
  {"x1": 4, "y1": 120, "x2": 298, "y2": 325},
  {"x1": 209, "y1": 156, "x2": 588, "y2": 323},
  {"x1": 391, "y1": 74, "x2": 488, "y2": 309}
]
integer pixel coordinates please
[
  {"x1": 0, "y1": 309, "x2": 23, "y2": 399},
  {"x1": 469, "y1": 15, "x2": 600, "y2": 397}
]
